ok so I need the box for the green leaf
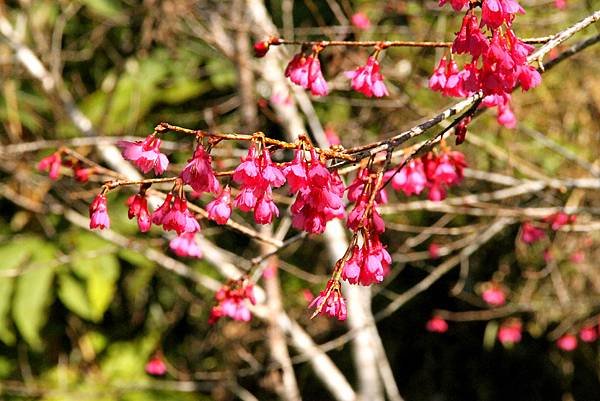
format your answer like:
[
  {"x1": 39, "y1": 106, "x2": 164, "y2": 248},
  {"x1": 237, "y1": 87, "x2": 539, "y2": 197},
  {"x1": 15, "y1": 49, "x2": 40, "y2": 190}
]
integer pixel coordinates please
[
  {"x1": 79, "y1": 0, "x2": 123, "y2": 19},
  {"x1": 58, "y1": 273, "x2": 92, "y2": 320},
  {"x1": 11, "y1": 239, "x2": 57, "y2": 350}
]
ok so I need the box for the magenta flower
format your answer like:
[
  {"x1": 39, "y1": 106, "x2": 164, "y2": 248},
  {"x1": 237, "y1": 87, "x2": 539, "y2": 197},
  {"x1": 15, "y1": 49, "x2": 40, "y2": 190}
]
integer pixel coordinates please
[
  {"x1": 391, "y1": 159, "x2": 427, "y2": 196},
  {"x1": 482, "y1": 286, "x2": 506, "y2": 306},
  {"x1": 481, "y1": 0, "x2": 525, "y2": 29},
  {"x1": 253, "y1": 190, "x2": 279, "y2": 225},
  {"x1": 209, "y1": 280, "x2": 256, "y2": 324},
  {"x1": 153, "y1": 194, "x2": 200, "y2": 234},
  {"x1": 181, "y1": 144, "x2": 220, "y2": 195},
  {"x1": 520, "y1": 221, "x2": 545, "y2": 244},
  {"x1": 429, "y1": 57, "x2": 448, "y2": 92},
  {"x1": 498, "y1": 321, "x2": 522, "y2": 345},
  {"x1": 118, "y1": 134, "x2": 169, "y2": 175},
  {"x1": 345, "y1": 57, "x2": 389, "y2": 98},
  {"x1": 169, "y1": 232, "x2": 202, "y2": 258},
  {"x1": 89, "y1": 194, "x2": 110, "y2": 230},
  {"x1": 351, "y1": 12, "x2": 371, "y2": 30},
  {"x1": 309, "y1": 281, "x2": 347, "y2": 321},
  {"x1": 341, "y1": 236, "x2": 391, "y2": 286},
  {"x1": 37, "y1": 152, "x2": 62, "y2": 180},
  {"x1": 556, "y1": 334, "x2": 578, "y2": 351},
  {"x1": 285, "y1": 150, "x2": 344, "y2": 234},
  {"x1": 145, "y1": 356, "x2": 167, "y2": 376},
  {"x1": 206, "y1": 186, "x2": 232, "y2": 225},
  {"x1": 544, "y1": 212, "x2": 575, "y2": 231},
  {"x1": 127, "y1": 194, "x2": 151, "y2": 232},
  {"x1": 452, "y1": 14, "x2": 489, "y2": 60},
  {"x1": 426, "y1": 315, "x2": 449, "y2": 333},
  {"x1": 579, "y1": 326, "x2": 597, "y2": 343},
  {"x1": 285, "y1": 53, "x2": 329, "y2": 96},
  {"x1": 438, "y1": 0, "x2": 469, "y2": 11}
]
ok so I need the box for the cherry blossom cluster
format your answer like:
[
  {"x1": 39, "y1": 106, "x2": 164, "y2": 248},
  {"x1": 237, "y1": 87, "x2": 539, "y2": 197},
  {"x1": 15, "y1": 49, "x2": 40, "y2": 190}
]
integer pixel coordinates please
[
  {"x1": 256, "y1": 40, "x2": 390, "y2": 98},
  {"x1": 390, "y1": 149, "x2": 466, "y2": 201},
  {"x1": 431, "y1": 0, "x2": 542, "y2": 129},
  {"x1": 38, "y1": 151, "x2": 94, "y2": 183},
  {"x1": 209, "y1": 279, "x2": 257, "y2": 324},
  {"x1": 519, "y1": 212, "x2": 583, "y2": 263}
]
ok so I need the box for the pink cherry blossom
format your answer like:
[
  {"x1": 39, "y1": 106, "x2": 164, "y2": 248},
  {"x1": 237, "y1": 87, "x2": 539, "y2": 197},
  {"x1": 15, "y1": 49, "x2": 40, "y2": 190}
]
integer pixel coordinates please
[
  {"x1": 426, "y1": 315, "x2": 449, "y2": 333},
  {"x1": 429, "y1": 57, "x2": 448, "y2": 92},
  {"x1": 438, "y1": 0, "x2": 469, "y2": 11},
  {"x1": 579, "y1": 326, "x2": 597, "y2": 343},
  {"x1": 544, "y1": 212, "x2": 574, "y2": 231},
  {"x1": 285, "y1": 149, "x2": 344, "y2": 234},
  {"x1": 126, "y1": 194, "x2": 151, "y2": 232},
  {"x1": 209, "y1": 280, "x2": 256, "y2": 324},
  {"x1": 206, "y1": 186, "x2": 232, "y2": 225},
  {"x1": 285, "y1": 53, "x2": 329, "y2": 96},
  {"x1": 145, "y1": 356, "x2": 167, "y2": 376},
  {"x1": 391, "y1": 159, "x2": 427, "y2": 196},
  {"x1": 570, "y1": 250, "x2": 585, "y2": 264},
  {"x1": 498, "y1": 321, "x2": 522, "y2": 345},
  {"x1": 37, "y1": 152, "x2": 62, "y2": 180},
  {"x1": 452, "y1": 14, "x2": 489, "y2": 60},
  {"x1": 89, "y1": 194, "x2": 110, "y2": 230},
  {"x1": 520, "y1": 222, "x2": 545, "y2": 244},
  {"x1": 482, "y1": 285, "x2": 506, "y2": 306},
  {"x1": 481, "y1": 0, "x2": 525, "y2": 29},
  {"x1": 341, "y1": 236, "x2": 391, "y2": 286},
  {"x1": 169, "y1": 232, "x2": 202, "y2": 258},
  {"x1": 428, "y1": 243, "x2": 441, "y2": 259},
  {"x1": 153, "y1": 194, "x2": 200, "y2": 234},
  {"x1": 118, "y1": 135, "x2": 169, "y2": 175},
  {"x1": 345, "y1": 57, "x2": 389, "y2": 98},
  {"x1": 556, "y1": 334, "x2": 578, "y2": 351},
  {"x1": 351, "y1": 12, "x2": 371, "y2": 30},
  {"x1": 554, "y1": 0, "x2": 566, "y2": 9},
  {"x1": 324, "y1": 127, "x2": 341, "y2": 146},
  {"x1": 309, "y1": 281, "x2": 347, "y2": 321},
  {"x1": 181, "y1": 144, "x2": 220, "y2": 195}
]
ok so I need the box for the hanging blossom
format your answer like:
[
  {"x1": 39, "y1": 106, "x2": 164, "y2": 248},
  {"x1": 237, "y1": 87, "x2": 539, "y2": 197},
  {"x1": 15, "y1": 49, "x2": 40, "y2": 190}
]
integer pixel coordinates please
[
  {"x1": 209, "y1": 279, "x2": 256, "y2": 324},
  {"x1": 431, "y1": 2, "x2": 541, "y2": 128},
  {"x1": 390, "y1": 159, "x2": 428, "y2": 197},
  {"x1": 145, "y1": 356, "x2": 167, "y2": 376},
  {"x1": 426, "y1": 315, "x2": 449, "y2": 333},
  {"x1": 89, "y1": 194, "x2": 110, "y2": 230},
  {"x1": 181, "y1": 143, "x2": 220, "y2": 196},
  {"x1": 206, "y1": 186, "x2": 233, "y2": 225},
  {"x1": 118, "y1": 134, "x2": 169, "y2": 175},
  {"x1": 283, "y1": 149, "x2": 345, "y2": 234},
  {"x1": 498, "y1": 320, "x2": 522, "y2": 345},
  {"x1": 579, "y1": 326, "x2": 598, "y2": 343},
  {"x1": 351, "y1": 12, "x2": 371, "y2": 30},
  {"x1": 341, "y1": 169, "x2": 391, "y2": 286},
  {"x1": 345, "y1": 56, "x2": 389, "y2": 98},
  {"x1": 482, "y1": 284, "x2": 506, "y2": 306},
  {"x1": 233, "y1": 144, "x2": 285, "y2": 225},
  {"x1": 169, "y1": 232, "x2": 202, "y2": 258},
  {"x1": 285, "y1": 49, "x2": 329, "y2": 96},
  {"x1": 556, "y1": 334, "x2": 578, "y2": 351},
  {"x1": 544, "y1": 211, "x2": 576, "y2": 231},
  {"x1": 37, "y1": 152, "x2": 62, "y2": 180},
  {"x1": 520, "y1": 221, "x2": 545, "y2": 244},
  {"x1": 152, "y1": 193, "x2": 200, "y2": 235},
  {"x1": 309, "y1": 280, "x2": 347, "y2": 321},
  {"x1": 127, "y1": 193, "x2": 152, "y2": 232}
]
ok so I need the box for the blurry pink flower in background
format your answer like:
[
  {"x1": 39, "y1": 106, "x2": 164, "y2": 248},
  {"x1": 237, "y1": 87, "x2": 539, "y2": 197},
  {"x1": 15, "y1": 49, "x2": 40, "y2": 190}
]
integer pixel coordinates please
[
  {"x1": 351, "y1": 12, "x2": 371, "y2": 30},
  {"x1": 426, "y1": 315, "x2": 449, "y2": 333},
  {"x1": 482, "y1": 285, "x2": 506, "y2": 306},
  {"x1": 556, "y1": 334, "x2": 578, "y2": 351},
  {"x1": 498, "y1": 321, "x2": 522, "y2": 345},
  {"x1": 145, "y1": 356, "x2": 167, "y2": 376}
]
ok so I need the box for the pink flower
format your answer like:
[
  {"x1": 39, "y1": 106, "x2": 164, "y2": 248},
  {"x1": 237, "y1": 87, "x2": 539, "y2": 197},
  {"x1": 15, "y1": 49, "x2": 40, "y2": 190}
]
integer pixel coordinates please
[
  {"x1": 481, "y1": 0, "x2": 525, "y2": 29},
  {"x1": 169, "y1": 232, "x2": 202, "y2": 258},
  {"x1": 438, "y1": 0, "x2": 469, "y2": 11},
  {"x1": 351, "y1": 12, "x2": 371, "y2": 30},
  {"x1": 341, "y1": 236, "x2": 391, "y2": 286},
  {"x1": 544, "y1": 212, "x2": 574, "y2": 231},
  {"x1": 345, "y1": 57, "x2": 389, "y2": 98},
  {"x1": 309, "y1": 281, "x2": 347, "y2": 321},
  {"x1": 429, "y1": 57, "x2": 448, "y2": 92},
  {"x1": 233, "y1": 146, "x2": 285, "y2": 224},
  {"x1": 285, "y1": 53, "x2": 329, "y2": 96},
  {"x1": 127, "y1": 194, "x2": 152, "y2": 232},
  {"x1": 181, "y1": 144, "x2": 220, "y2": 195},
  {"x1": 452, "y1": 13, "x2": 489, "y2": 60},
  {"x1": 517, "y1": 65, "x2": 541, "y2": 91},
  {"x1": 285, "y1": 149, "x2": 344, "y2": 234},
  {"x1": 579, "y1": 326, "x2": 597, "y2": 343},
  {"x1": 556, "y1": 334, "x2": 578, "y2": 351},
  {"x1": 206, "y1": 186, "x2": 232, "y2": 225},
  {"x1": 73, "y1": 165, "x2": 92, "y2": 183},
  {"x1": 520, "y1": 222, "x2": 545, "y2": 244},
  {"x1": 554, "y1": 0, "x2": 566, "y2": 9},
  {"x1": 118, "y1": 135, "x2": 169, "y2": 175},
  {"x1": 325, "y1": 127, "x2": 341, "y2": 146},
  {"x1": 145, "y1": 356, "x2": 167, "y2": 376},
  {"x1": 209, "y1": 279, "x2": 256, "y2": 324},
  {"x1": 426, "y1": 316, "x2": 449, "y2": 333},
  {"x1": 482, "y1": 286, "x2": 506, "y2": 306},
  {"x1": 89, "y1": 194, "x2": 110, "y2": 230},
  {"x1": 37, "y1": 152, "x2": 62, "y2": 180},
  {"x1": 253, "y1": 40, "x2": 270, "y2": 58},
  {"x1": 498, "y1": 321, "x2": 522, "y2": 345},
  {"x1": 153, "y1": 194, "x2": 200, "y2": 234},
  {"x1": 391, "y1": 159, "x2": 427, "y2": 196},
  {"x1": 428, "y1": 243, "x2": 441, "y2": 259}
]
